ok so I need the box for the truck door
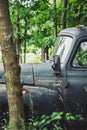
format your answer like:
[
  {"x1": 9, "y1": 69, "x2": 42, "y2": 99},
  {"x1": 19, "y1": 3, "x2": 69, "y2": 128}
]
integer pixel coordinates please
[{"x1": 66, "y1": 39, "x2": 87, "y2": 118}]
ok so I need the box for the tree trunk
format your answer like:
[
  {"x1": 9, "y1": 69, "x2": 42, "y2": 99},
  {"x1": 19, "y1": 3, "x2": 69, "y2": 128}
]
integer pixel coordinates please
[
  {"x1": 0, "y1": 1, "x2": 25, "y2": 130},
  {"x1": 54, "y1": 0, "x2": 57, "y2": 37},
  {"x1": 41, "y1": 48, "x2": 45, "y2": 62},
  {"x1": 62, "y1": 0, "x2": 67, "y2": 29},
  {"x1": 24, "y1": 19, "x2": 27, "y2": 63},
  {"x1": 45, "y1": 46, "x2": 49, "y2": 60},
  {"x1": 16, "y1": 7, "x2": 21, "y2": 63},
  {"x1": 43, "y1": 27, "x2": 49, "y2": 60}
]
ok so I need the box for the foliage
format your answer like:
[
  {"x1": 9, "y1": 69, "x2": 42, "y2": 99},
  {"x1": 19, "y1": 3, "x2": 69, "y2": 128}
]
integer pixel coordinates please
[
  {"x1": 5, "y1": 119, "x2": 25, "y2": 130},
  {"x1": 3, "y1": 111, "x2": 85, "y2": 130},
  {"x1": 9, "y1": 0, "x2": 87, "y2": 62},
  {"x1": 67, "y1": 0, "x2": 87, "y2": 27},
  {"x1": 0, "y1": 112, "x2": 9, "y2": 129}
]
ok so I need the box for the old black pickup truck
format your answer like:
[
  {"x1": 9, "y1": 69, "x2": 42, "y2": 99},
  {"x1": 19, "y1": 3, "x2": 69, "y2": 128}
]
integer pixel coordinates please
[{"x1": 0, "y1": 25, "x2": 87, "y2": 129}]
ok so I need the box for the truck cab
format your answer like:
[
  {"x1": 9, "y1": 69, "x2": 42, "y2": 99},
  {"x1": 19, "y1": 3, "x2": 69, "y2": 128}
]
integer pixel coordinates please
[{"x1": 0, "y1": 25, "x2": 87, "y2": 129}]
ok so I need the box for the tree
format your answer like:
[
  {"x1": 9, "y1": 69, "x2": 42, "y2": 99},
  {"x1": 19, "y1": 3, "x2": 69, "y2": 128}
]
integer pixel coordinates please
[
  {"x1": 9, "y1": 0, "x2": 56, "y2": 62},
  {"x1": 67, "y1": 0, "x2": 87, "y2": 27},
  {"x1": 9, "y1": 0, "x2": 87, "y2": 63},
  {"x1": 53, "y1": 0, "x2": 57, "y2": 37},
  {"x1": 0, "y1": 1, "x2": 25, "y2": 130},
  {"x1": 30, "y1": 0, "x2": 56, "y2": 61},
  {"x1": 15, "y1": 1, "x2": 21, "y2": 62},
  {"x1": 62, "y1": 0, "x2": 67, "y2": 29}
]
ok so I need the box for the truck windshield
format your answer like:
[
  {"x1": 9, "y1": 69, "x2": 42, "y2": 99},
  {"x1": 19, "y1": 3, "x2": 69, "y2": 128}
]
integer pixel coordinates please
[{"x1": 51, "y1": 36, "x2": 73, "y2": 63}]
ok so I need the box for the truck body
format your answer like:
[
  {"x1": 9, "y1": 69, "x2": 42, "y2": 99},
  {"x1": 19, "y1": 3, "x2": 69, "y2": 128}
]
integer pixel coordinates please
[{"x1": 0, "y1": 25, "x2": 87, "y2": 129}]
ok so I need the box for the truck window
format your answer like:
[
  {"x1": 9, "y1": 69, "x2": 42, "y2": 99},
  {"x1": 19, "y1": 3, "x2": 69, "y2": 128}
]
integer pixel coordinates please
[
  {"x1": 73, "y1": 41, "x2": 87, "y2": 67},
  {"x1": 51, "y1": 36, "x2": 73, "y2": 63}
]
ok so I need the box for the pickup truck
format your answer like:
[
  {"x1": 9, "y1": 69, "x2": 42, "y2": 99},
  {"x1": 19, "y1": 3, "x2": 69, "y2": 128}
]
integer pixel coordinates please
[{"x1": 0, "y1": 25, "x2": 87, "y2": 129}]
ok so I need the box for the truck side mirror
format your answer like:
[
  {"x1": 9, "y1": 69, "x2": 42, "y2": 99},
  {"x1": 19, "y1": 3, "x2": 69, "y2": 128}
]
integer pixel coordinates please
[{"x1": 52, "y1": 55, "x2": 61, "y2": 74}]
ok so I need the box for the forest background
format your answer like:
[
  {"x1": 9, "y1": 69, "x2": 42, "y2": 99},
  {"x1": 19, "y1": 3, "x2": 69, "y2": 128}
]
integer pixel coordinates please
[{"x1": 0, "y1": 0, "x2": 86, "y2": 63}]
